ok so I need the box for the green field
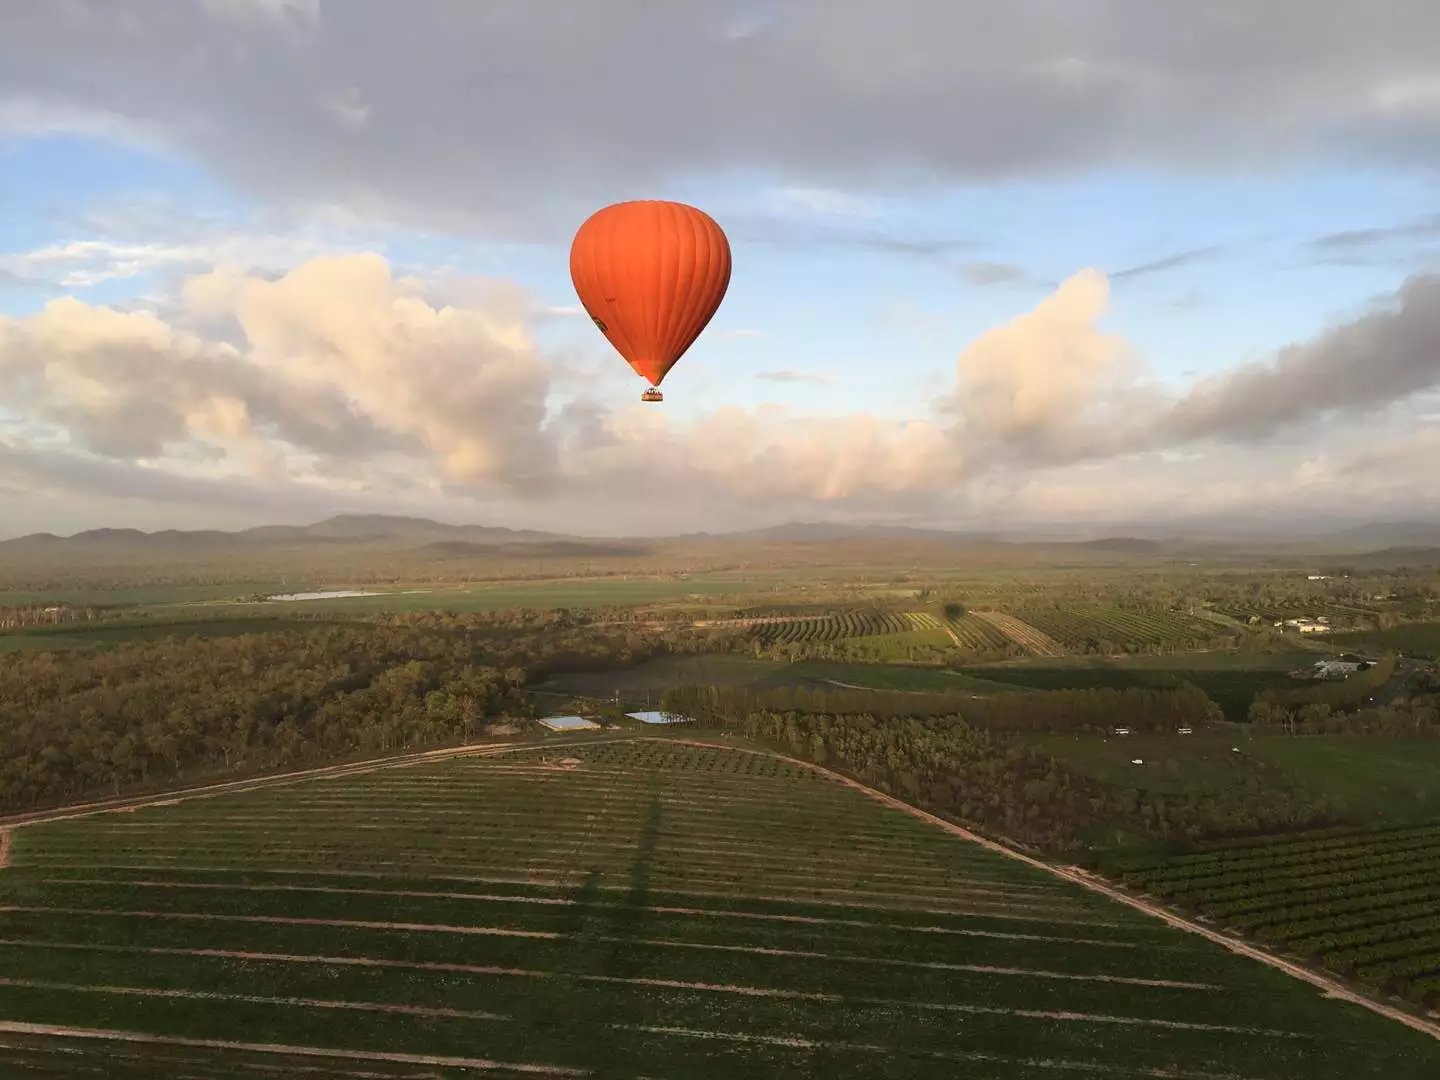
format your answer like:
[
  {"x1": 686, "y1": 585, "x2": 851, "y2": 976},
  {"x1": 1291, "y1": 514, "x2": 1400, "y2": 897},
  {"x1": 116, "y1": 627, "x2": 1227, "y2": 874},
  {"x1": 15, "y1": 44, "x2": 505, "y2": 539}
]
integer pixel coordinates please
[
  {"x1": 535, "y1": 653, "x2": 785, "y2": 700},
  {"x1": 1110, "y1": 822, "x2": 1440, "y2": 1010},
  {"x1": 0, "y1": 576, "x2": 782, "y2": 617},
  {"x1": 1329, "y1": 622, "x2": 1440, "y2": 660},
  {"x1": 535, "y1": 653, "x2": 1024, "y2": 702},
  {"x1": 1030, "y1": 730, "x2": 1440, "y2": 824},
  {"x1": 0, "y1": 583, "x2": 284, "y2": 607},
  {"x1": 759, "y1": 659, "x2": 1024, "y2": 694},
  {"x1": 1247, "y1": 738, "x2": 1440, "y2": 822},
  {"x1": 2, "y1": 740, "x2": 1436, "y2": 1077},
  {"x1": 969, "y1": 650, "x2": 1318, "y2": 720},
  {"x1": 1013, "y1": 607, "x2": 1233, "y2": 650},
  {"x1": 1028, "y1": 730, "x2": 1278, "y2": 796}
]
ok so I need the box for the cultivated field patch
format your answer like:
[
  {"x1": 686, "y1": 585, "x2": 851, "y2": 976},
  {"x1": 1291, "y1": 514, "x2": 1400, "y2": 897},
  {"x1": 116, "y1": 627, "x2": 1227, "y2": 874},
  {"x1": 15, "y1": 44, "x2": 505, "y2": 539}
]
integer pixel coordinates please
[
  {"x1": 1, "y1": 741, "x2": 1437, "y2": 1077},
  {"x1": 1111, "y1": 822, "x2": 1440, "y2": 1011},
  {"x1": 973, "y1": 610, "x2": 1065, "y2": 657}
]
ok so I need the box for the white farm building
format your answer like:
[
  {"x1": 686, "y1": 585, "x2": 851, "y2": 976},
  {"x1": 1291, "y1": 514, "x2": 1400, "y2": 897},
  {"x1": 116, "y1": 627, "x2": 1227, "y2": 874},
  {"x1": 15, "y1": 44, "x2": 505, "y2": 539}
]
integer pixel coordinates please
[
  {"x1": 1276, "y1": 617, "x2": 1332, "y2": 634},
  {"x1": 537, "y1": 715, "x2": 601, "y2": 732}
]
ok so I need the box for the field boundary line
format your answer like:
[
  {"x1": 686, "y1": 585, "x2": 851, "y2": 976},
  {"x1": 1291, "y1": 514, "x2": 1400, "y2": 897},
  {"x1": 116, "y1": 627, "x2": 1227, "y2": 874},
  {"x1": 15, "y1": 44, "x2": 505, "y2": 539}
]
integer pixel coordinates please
[
  {"x1": 0, "y1": 1021, "x2": 583, "y2": 1075},
  {"x1": 0, "y1": 938, "x2": 1220, "y2": 990},
  {"x1": 0, "y1": 975, "x2": 1290, "y2": 1040},
  {"x1": 0, "y1": 738, "x2": 620, "y2": 832},
  {"x1": 656, "y1": 737, "x2": 1440, "y2": 1043}
]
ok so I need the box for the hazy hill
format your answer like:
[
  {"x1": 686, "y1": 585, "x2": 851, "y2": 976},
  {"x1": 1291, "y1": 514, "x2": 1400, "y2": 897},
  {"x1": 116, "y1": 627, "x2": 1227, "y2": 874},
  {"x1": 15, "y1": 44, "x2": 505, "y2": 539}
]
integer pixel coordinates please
[
  {"x1": 3, "y1": 515, "x2": 1439, "y2": 577},
  {"x1": 1322, "y1": 521, "x2": 1440, "y2": 552},
  {"x1": 0, "y1": 514, "x2": 573, "y2": 553}
]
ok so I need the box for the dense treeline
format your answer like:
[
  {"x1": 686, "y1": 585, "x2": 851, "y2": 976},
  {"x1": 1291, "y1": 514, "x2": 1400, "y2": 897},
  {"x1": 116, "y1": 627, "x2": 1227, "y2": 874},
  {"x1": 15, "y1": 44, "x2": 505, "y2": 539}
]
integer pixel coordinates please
[
  {"x1": 0, "y1": 605, "x2": 101, "y2": 630},
  {"x1": 1250, "y1": 695, "x2": 1440, "y2": 737},
  {"x1": 0, "y1": 614, "x2": 720, "y2": 812}
]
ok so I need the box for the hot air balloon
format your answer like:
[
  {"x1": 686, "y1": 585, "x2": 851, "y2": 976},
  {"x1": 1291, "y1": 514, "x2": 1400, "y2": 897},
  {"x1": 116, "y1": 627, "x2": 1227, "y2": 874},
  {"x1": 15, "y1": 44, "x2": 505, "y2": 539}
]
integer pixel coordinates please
[{"x1": 570, "y1": 200, "x2": 731, "y2": 402}]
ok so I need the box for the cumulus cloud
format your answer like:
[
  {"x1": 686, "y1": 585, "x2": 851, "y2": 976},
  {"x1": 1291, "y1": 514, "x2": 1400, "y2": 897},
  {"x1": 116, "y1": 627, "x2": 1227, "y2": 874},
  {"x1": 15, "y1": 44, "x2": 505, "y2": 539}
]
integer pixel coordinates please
[
  {"x1": 1, "y1": 254, "x2": 556, "y2": 494},
  {"x1": 6, "y1": 3, "x2": 1438, "y2": 232},
  {"x1": 941, "y1": 268, "x2": 1440, "y2": 471},
  {"x1": 946, "y1": 269, "x2": 1152, "y2": 465}
]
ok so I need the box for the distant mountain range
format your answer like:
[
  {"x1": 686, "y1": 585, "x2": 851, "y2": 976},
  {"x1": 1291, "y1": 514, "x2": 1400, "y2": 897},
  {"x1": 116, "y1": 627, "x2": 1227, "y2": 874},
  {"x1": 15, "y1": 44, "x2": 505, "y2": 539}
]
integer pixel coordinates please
[
  {"x1": 2, "y1": 514, "x2": 562, "y2": 551},
  {"x1": 5, "y1": 513, "x2": 1439, "y2": 565}
]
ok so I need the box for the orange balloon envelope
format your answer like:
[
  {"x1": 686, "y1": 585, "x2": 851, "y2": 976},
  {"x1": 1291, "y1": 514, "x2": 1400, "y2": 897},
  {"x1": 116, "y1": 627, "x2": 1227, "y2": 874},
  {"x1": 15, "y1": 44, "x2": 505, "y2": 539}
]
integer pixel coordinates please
[{"x1": 570, "y1": 200, "x2": 731, "y2": 400}]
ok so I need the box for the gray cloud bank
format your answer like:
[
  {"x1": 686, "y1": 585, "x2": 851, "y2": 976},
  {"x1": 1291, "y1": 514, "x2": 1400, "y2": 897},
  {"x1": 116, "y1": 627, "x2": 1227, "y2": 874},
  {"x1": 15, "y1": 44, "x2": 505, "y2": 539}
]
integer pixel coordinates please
[{"x1": 3, "y1": 2, "x2": 1439, "y2": 233}]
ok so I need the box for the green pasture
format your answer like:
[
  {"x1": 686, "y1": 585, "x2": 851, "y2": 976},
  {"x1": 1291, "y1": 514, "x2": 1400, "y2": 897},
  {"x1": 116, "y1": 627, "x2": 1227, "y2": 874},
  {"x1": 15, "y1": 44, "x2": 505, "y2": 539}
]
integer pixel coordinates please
[{"x1": 1030, "y1": 729, "x2": 1440, "y2": 824}]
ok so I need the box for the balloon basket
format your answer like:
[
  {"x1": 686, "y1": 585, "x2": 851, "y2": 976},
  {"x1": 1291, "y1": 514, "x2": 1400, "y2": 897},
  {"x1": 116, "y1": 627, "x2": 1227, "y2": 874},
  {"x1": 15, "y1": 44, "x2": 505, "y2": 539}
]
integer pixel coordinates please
[{"x1": 641, "y1": 388, "x2": 663, "y2": 402}]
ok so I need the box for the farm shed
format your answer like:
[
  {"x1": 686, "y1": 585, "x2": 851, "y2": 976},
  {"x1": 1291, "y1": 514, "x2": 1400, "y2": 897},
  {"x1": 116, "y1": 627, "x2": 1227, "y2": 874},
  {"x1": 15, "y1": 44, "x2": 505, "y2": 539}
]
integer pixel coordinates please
[
  {"x1": 627, "y1": 710, "x2": 695, "y2": 725},
  {"x1": 537, "y1": 715, "x2": 601, "y2": 732}
]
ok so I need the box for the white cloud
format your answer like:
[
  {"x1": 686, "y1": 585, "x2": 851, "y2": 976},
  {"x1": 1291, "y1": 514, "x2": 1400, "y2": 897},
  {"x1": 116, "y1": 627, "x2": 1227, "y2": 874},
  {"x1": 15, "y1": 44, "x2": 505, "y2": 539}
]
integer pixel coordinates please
[
  {"x1": 324, "y1": 87, "x2": 371, "y2": 133},
  {"x1": 0, "y1": 225, "x2": 376, "y2": 290},
  {"x1": 199, "y1": 0, "x2": 320, "y2": 31},
  {"x1": 1370, "y1": 76, "x2": 1440, "y2": 115},
  {"x1": 1, "y1": 255, "x2": 555, "y2": 494},
  {"x1": 775, "y1": 187, "x2": 874, "y2": 218},
  {"x1": 756, "y1": 369, "x2": 828, "y2": 384},
  {"x1": 946, "y1": 268, "x2": 1150, "y2": 465}
]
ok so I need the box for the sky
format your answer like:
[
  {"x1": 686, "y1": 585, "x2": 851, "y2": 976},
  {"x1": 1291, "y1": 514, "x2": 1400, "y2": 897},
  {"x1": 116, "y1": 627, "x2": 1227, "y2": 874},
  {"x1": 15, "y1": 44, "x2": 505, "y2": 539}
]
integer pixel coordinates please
[{"x1": 2, "y1": 0, "x2": 1439, "y2": 539}]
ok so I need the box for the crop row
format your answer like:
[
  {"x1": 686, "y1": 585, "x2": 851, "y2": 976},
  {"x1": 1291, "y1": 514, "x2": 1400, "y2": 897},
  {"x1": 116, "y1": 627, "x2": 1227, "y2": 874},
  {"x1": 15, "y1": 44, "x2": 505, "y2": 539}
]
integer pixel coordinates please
[
  {"x1": 1283, "y1": 917, "x2": 1440, "y2": 971},
  {"x1": 756, "y1": 611, "x2": 914, "y2": 645},
  {"x1": 1120, "y1": 821, "x2": 1440, "y2": 1010},
  {"x1": 551, "y1": 742, "x2": 830, "y2": 777},
  {"x1": 1198, "y1": 870, "x2": 1440, "y2": 920},
  {"x1": 1121, "y1": 823, "x2": 1440, "y2": 876},
  {"x1": 1125, "y1": 832, "x2": 1440, "y2": 882},
  {"x1": 945, "y1": 613, "x2": 1012, "y2": 652},
  {"x1": 1206, "y1": 883, "x2": 1440, "y2": 934},
  {"x1": 840, "y1": 630, "x2": 956, "y2": 662},
  {"x1": 1016, "y1": 607, "x2": 1224, "y2": 648},
  {"x1": 1117, "y1": 835, "x2": 1440, "y2": 892},
  {"x1": 1134, "y1": 857, "x2": 1440, "y2": 909},
  {"x1": 971, "y1": 612, "x2": 1064, "y2": 656}
]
